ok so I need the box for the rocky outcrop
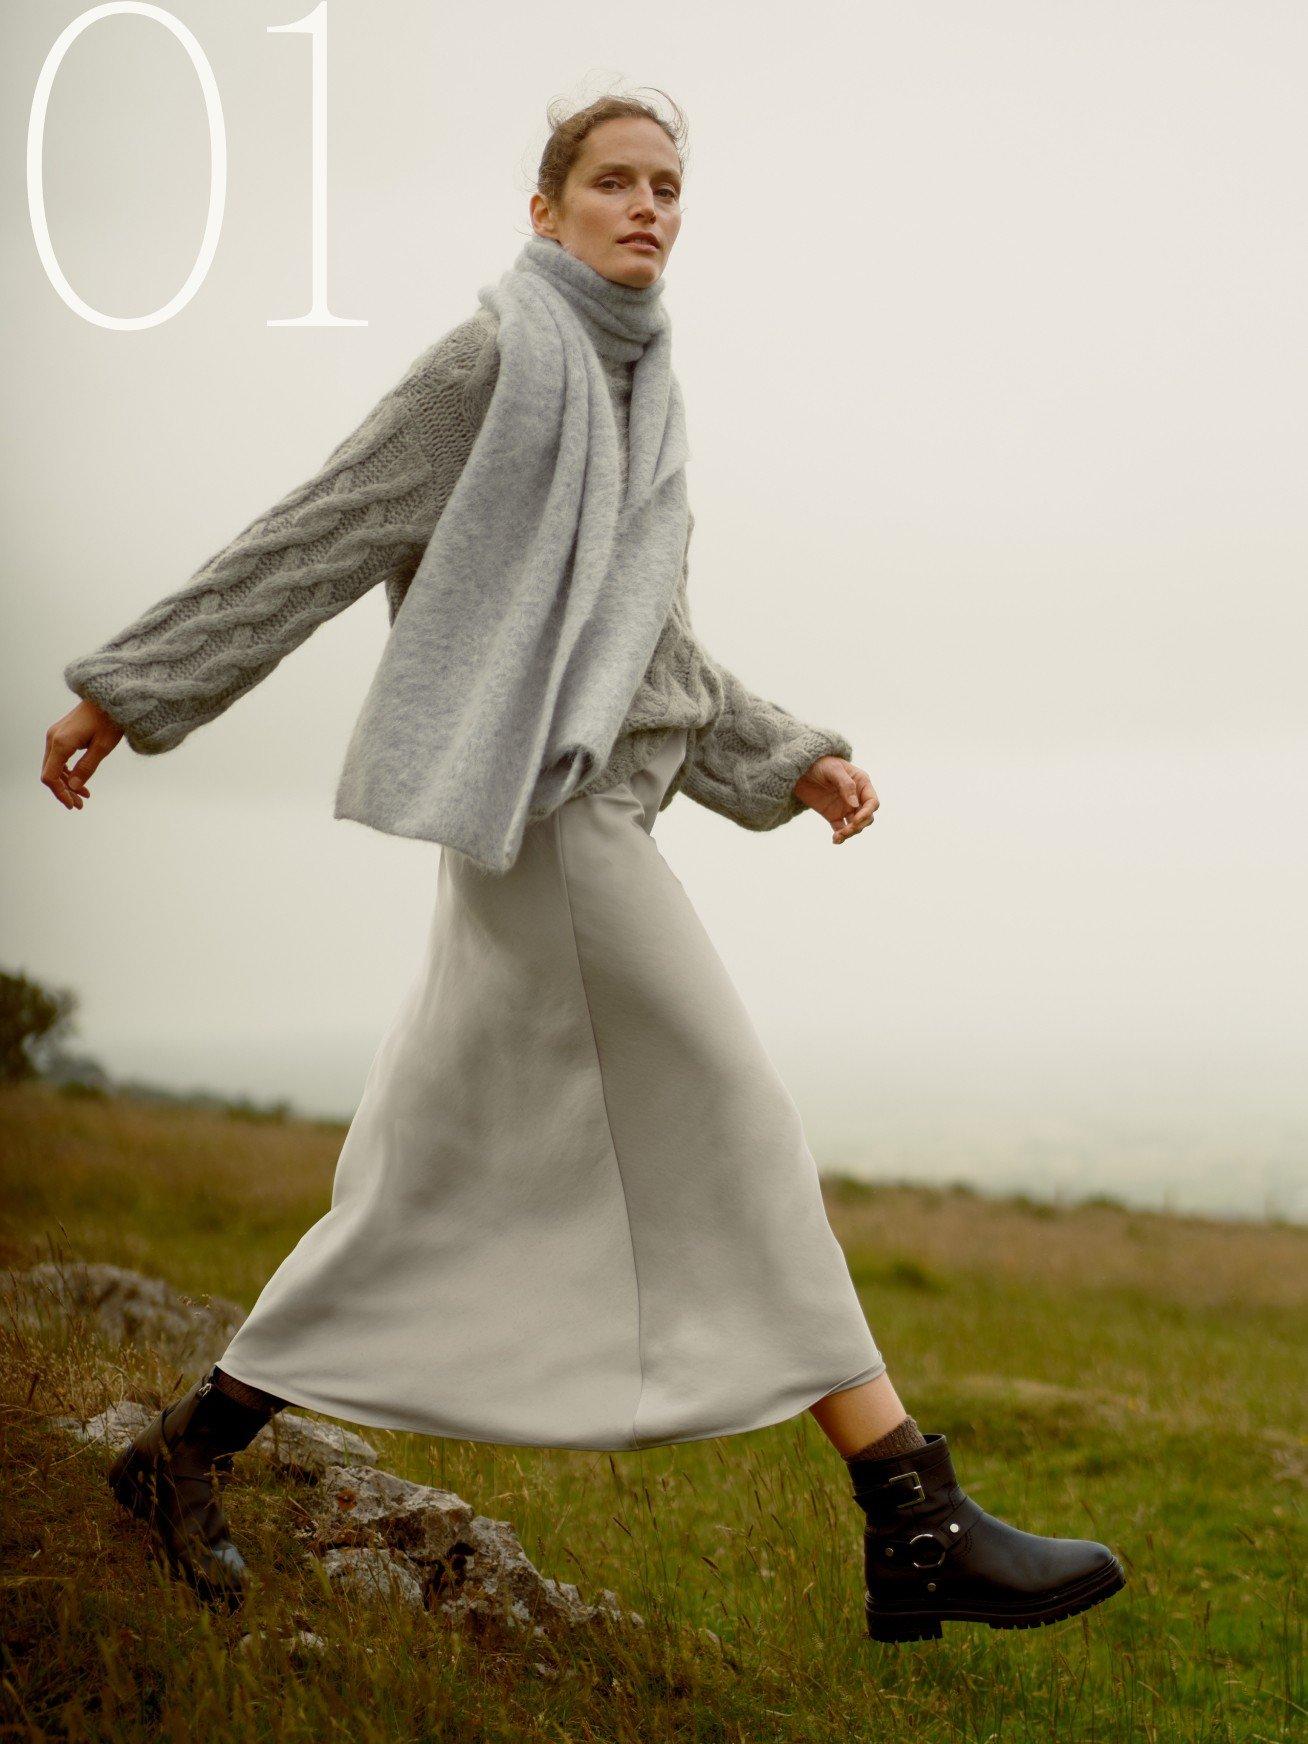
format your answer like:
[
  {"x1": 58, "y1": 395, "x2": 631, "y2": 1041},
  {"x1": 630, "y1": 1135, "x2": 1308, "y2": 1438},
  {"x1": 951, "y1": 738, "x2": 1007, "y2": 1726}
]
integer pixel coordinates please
[
  {"x1": 311, "y1": 1465, "x2": 640, "y2": 1634},
  {"x1": 53, "y1": 1400, "x2": 155, "y2": 1452},
  {"x1": 254, "y1": 1412, "x2": 378, "y2": 1477},
  {"x1": 33, "y1": 1259, "x2": 644, "y2": 1640},
  {"x1": 319, "y1": 1547, "x2": 425, "y2": 1610},
  {"x1": 4, "y1": 1261, "x2": 245, "y2": 1367}
]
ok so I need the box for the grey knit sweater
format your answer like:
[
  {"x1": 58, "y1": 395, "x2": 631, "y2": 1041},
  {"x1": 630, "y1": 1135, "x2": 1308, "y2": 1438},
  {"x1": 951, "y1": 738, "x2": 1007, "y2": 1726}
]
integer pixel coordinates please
[{"x1": 63, "y1": 308, "x2": 853, "y2": 832}]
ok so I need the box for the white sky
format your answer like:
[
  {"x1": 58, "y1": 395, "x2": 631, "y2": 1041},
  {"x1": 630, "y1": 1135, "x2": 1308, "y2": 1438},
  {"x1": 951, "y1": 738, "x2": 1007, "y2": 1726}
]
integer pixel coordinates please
[{"x1": 4, "y1": 1, "x2": 1305, "y2": 1221}]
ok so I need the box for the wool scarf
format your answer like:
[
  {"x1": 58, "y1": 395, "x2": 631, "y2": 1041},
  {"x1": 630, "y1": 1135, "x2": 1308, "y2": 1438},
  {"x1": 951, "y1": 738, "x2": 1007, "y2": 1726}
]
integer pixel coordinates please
[{"x1": 332, "y1": 233, "x2": 692, "y2": 873}]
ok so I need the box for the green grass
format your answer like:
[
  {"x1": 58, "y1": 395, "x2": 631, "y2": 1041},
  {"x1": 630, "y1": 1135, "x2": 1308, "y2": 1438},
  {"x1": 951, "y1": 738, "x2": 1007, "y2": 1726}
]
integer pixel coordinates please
[{"x1": 1, "y1": 1081, "x2": 1303, "y2": 1742}]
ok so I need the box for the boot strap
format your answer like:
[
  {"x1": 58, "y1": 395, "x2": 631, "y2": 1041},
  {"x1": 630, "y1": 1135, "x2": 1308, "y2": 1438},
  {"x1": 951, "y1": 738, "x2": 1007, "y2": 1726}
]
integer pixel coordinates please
[
  {"x1": 848, "y1": 1437, "x2": 956, "y2": 1514},
  {"x1": 856, "y1": 1471, "x2": 968, "y2": 1524},
  {"x1": 866, "y1": 1494, "x2": 984, "y2": 1567}
]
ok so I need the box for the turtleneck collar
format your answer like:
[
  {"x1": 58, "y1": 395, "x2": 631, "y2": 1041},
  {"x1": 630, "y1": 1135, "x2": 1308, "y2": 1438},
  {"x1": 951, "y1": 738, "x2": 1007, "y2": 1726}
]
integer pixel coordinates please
[{"x1": 514, "y1": 233, "x2": 667, "y2": 365}]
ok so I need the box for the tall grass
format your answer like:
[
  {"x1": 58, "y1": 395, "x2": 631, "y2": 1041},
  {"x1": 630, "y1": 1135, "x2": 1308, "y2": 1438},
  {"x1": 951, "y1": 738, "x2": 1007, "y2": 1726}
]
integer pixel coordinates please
[{"x1": 2, "y1": 1081, "x2": 1303, "y2": 1741}]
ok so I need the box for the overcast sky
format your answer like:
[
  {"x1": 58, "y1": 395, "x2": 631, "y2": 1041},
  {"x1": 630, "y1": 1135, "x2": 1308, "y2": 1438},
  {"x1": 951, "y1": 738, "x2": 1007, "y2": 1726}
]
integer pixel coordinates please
[{"x1": 5, "y1": 1, "x2": 1305, "y2": 1221}]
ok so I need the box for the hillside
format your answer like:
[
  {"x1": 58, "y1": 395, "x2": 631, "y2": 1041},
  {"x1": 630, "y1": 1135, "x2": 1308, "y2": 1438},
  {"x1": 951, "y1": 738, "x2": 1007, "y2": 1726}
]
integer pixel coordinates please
[{"x1": 2, "y1": 1081, "x2": 1303, "y2": 1742}]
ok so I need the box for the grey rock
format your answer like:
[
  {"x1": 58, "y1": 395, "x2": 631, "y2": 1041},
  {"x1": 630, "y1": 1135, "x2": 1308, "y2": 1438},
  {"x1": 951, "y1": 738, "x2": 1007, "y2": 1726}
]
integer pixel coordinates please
[
  {"x1": 3, "y1": 1262, "x2": 244, "y2": 1366},
  {"x1": 53, "y1": 1395, "x2": 644, "y2": 1637},
  {"x1": 237, "y1": 1628, "x2": 328, "y2": 1654},
  {"x1": 433, "y1": 1516, "x2": 644, "y2": 1634},
  {"x1": 253, "y1": 1412, "x2": 377, "y2": 1477},
  {"x1": 320, "y1": 1547, "x2": 424, "y2": 1609},
  {"x1": 314, "y1": 1474, "x2": 643, "y2": 1635},
  {"x1": 318, "y1": 1463, "x2": 475, "y2": 1564},
  {"x1": 29, "y1": 1252, "x2": 646, "y2": 1640},
  {"x1": 51, "y1": 1400, "x2": 154, "y2": 1453}
]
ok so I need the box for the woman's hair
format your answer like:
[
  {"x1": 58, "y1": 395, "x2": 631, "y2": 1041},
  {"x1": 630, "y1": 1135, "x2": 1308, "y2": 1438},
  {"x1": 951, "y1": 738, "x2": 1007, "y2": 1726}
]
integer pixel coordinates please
[{"x1": 536, "y1": 89, "x2": 689, "y2": 208}]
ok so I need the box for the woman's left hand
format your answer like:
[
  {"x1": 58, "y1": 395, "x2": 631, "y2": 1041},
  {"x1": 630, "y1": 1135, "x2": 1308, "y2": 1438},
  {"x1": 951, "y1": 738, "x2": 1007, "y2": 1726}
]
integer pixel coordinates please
[{"x1": 793, "y1": 755, "x2": 879, "y2": 844}]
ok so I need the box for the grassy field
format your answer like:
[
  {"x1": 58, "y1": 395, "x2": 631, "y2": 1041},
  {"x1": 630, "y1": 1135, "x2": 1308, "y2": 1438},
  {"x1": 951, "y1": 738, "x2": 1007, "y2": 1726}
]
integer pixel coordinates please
[{"x1": 1, "y1": 1080, "x2": 1303, "y2": 1743}]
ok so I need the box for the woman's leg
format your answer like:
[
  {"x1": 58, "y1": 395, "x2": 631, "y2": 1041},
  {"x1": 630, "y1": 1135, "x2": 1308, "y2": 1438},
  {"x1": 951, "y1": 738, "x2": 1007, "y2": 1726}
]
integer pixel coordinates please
[
  {"x1": 108, "y1": 1364, "x2": 287, "y2": 1610},
  {"x1": 816, "y1": 1374, "x2": 1127, "y2": 1640},
  {"x1": 808, "y1": 1369, "x2": 925, "y2": 1458},
  {"x1": 211, "y1": 1366, "x2": 288, "y2": 1414}
]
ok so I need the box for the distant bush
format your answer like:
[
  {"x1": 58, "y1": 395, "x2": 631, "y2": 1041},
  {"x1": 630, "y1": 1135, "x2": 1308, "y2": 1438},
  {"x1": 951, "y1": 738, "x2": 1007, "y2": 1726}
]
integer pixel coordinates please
[
  {"x1": 0, "y1": 968, "x2": 81, "y2": 1085},
  {"x1": 820, "y1": 1171, "x2": 878, "y2": 1201},
  {"x1": 54, "y1": 1080, "x2": 110, "y2": 1102},
  {"x1": 848, "y1": 1253, "x2": 948, "y2": 1294},
  {"x1": 223, "y1": 1098, "x2": 292, "y2": 1124},
  {"x1": 110, "y1": 1079, "x2": 295, "y2": 1122},
  {"x1": 1008, "y1": 1193, "x2": 1060, "y2": 1220},
  {"x1": 1080, "y1": 1193, "x2": 1129, "y2": 1213}
]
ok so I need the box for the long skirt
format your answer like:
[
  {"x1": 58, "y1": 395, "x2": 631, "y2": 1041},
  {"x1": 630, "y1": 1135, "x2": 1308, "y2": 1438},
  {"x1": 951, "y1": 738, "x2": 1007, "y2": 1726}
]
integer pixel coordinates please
[{"x1": 217, "y1": 726, "x2": 886, "y2": 1451}]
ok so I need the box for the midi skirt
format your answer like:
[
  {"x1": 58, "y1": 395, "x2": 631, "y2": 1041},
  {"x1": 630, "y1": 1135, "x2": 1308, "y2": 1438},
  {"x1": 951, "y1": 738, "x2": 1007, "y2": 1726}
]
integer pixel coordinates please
[{"x1": 217, "y1": 726, "x2": 886, "y2": 1451}]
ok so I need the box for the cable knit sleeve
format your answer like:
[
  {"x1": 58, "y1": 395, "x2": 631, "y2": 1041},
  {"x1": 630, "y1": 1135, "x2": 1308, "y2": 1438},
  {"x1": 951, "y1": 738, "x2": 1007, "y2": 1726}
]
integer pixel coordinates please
[
  {"x1": 61, "y1": 315, "x2": 493, "y2": 756},
  {"x1": 680, "y1": 656, "x2": 854, "y2": 830}
]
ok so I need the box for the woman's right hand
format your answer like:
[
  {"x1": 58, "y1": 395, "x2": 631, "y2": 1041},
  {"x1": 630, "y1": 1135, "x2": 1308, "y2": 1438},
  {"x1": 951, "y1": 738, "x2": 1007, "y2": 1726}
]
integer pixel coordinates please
[{"x1": 42, "y1": 697, "x2": 124, "y2": 810}]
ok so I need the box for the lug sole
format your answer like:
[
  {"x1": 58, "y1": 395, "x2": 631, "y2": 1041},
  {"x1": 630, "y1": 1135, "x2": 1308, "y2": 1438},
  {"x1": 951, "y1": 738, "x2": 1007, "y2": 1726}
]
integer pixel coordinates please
[{"x1": 866, "y1": 1554, "x2": 1127, "y2": 1642}]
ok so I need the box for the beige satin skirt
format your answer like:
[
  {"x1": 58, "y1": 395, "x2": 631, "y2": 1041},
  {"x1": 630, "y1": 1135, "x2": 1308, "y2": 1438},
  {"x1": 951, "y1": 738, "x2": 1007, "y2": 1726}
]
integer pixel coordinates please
[{"x1": 218, "y1": 727, "x2": 885, "y2": 1450}]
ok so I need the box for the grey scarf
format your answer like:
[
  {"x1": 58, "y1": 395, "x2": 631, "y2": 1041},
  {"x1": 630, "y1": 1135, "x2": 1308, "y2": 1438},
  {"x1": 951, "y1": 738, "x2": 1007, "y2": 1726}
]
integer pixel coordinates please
[{"x1": 332, "y1": 233, "x2": 691, "y2": 873}]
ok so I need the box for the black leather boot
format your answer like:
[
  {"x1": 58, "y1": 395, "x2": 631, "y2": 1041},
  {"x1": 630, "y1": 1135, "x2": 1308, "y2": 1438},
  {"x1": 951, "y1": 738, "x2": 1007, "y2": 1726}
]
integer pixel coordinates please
[
  {"x1": 108, "y1": 1366, "x2": 280, "y2": 1610},
  {"x1": 847, "y1": 1431, "x2": 1126, "y2": 1641}
]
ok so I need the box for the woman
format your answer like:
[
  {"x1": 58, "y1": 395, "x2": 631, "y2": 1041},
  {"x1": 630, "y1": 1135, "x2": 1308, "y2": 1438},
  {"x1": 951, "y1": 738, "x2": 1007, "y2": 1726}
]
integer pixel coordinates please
[{"x1": 43, "y1": 92, "x2": 1125, "y2": 1642}]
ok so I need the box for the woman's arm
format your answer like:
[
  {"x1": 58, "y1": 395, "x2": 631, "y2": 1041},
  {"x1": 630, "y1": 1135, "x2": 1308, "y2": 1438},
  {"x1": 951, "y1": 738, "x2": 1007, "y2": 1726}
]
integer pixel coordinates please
[
  {"x1": 680, "y1": 654, "x2": 855, "y2": 832},
  {"x1": 60, "y1": 315, "x2": 493, "y2": 757}
]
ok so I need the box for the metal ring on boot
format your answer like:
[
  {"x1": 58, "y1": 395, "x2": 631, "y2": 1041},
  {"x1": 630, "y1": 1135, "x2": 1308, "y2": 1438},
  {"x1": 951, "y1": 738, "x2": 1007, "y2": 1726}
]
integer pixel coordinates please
[{"x1": 908, "y1": 1533, "x2": 948, "y2": 1569}]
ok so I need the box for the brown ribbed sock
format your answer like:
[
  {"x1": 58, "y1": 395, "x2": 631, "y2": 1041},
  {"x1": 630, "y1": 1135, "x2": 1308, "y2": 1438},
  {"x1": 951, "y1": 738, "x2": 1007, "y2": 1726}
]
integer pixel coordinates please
[
  {"x1": 849, "y1": 1413, "x2": 927, "y2": 1462},
  {"x1": 212, "y1": 1365, "x2": 288, "y2": 1416}
]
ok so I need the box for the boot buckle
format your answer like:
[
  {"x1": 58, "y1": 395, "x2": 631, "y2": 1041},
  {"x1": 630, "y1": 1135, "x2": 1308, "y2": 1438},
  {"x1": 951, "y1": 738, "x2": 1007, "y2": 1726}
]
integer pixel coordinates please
[{"x1": 885, "y1": 1469, "x2": 926, "y2": 1507}]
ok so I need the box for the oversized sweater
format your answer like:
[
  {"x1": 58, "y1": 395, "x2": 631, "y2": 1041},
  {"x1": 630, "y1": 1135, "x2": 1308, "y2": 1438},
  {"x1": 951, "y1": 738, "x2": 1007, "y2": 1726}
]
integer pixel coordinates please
[{"x1": 62, "y1": 308, "x2": 854, "y2": 833}]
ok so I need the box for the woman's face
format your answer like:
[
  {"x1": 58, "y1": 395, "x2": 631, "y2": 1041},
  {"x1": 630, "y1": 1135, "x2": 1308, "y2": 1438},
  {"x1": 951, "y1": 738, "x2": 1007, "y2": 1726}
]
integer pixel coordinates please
[{"x1": 530, "y1": 117, "x2": 683, "y2": 287}]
